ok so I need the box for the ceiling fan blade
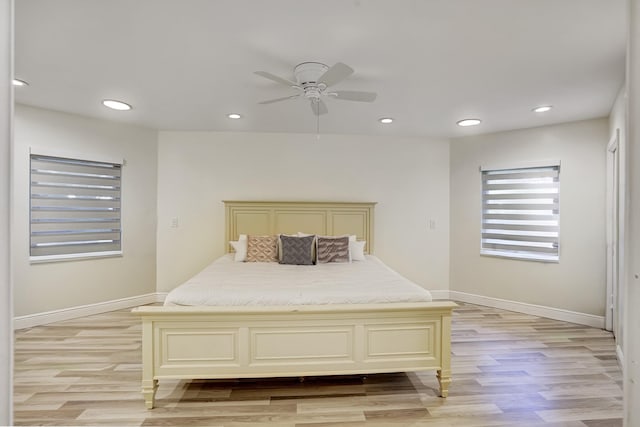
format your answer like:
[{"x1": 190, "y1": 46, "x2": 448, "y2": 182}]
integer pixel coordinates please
[
  {"x1": 317, "y1": 62, "x2": 354, "y2": 87},
  {"x1": 258, "y1": 94, "x2": 300, "y2": 104},
  {"x1": 310, "y1": 99, "x2": 328, "y2": 116},
  {"x1": 331, "y1": 90, "x2": 377, "y2": 102},
  {"x1": 254, "y1": 71, "x2": 298, "y2": 87}
]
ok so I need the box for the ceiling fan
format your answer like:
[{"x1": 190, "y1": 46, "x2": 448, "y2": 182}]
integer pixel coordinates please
[{"x1": 254, "y1": 62, "x2": 377, "y2": 116}]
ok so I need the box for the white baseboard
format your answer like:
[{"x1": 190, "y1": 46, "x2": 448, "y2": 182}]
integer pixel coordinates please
[
  {"x1": 14, "y1": 290, "x2": 604, "y2": 330},
  {"x1": 447, "y1": 290, "x2": 605, "y2": 329},
  {"x1": 14, "y1": 293, "x2": 165, "y2": 330}
]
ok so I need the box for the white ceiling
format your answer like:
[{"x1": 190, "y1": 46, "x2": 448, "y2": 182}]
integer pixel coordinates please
[{"x1": 14, "y1": 0, "x2": 626, "y2": 138}]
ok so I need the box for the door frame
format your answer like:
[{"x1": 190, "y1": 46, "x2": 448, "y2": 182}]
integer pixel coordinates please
[{"x1": 605, "y1": 129, "x2": 621, "y2": 335}]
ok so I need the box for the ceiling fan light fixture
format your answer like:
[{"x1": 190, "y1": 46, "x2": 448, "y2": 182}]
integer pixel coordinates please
[
  {"x1": 102, "y1": 99, "x2": 132, "y2": 111},
  {"x1": 227, "y1": 113, "x2": 242, "y2": 119},
  {"x1": 532, "y1": 105, "x2": 553, "y2": 113},
  {"x1": 13, "y1": 78, "x2": 29, "y2": 86},
  {"x1": 379, "y1": 117, "x2": 394, "y2": 124},
  {"x1": 457, "y1": 118, "x2": 482, "y2": 127}
]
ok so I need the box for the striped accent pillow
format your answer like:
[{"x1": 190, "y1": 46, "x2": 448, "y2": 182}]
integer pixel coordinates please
[
  {"x1": 246, "y1": 235, "x2": 278, "y2": 262},
  {"x1": 316, "y1": 236, "x2": 350, "y2": 263}
]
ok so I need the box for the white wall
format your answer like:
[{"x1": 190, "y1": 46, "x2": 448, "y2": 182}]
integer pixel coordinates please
[
  {"x1": 625, "y1": 0, "x2": 640, "y2": 424},
  {"x1": 157, "y1": 131, "x2": 450, "y2": 294},
  {"x1": 450, "y1": 118, "x2": 609, "y2": 316},
  {"x1": 12, "y1": 105, "x2": 158, "y2": 317},
  {"x1": 1, "y1": 0, "x2": 13, "y2": 423}
]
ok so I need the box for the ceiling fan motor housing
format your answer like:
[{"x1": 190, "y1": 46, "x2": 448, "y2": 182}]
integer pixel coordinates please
[
  {"x1": 294, "y1": 62, "x2": 329, "y2": 85},
  {"x1": 294, "y1": 62, "x2": 328, "y2": 100}
]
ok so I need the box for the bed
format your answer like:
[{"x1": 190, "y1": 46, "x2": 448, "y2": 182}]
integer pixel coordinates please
[{"x1": 133, "y1": 201, "x2": 456, "y2": 409}]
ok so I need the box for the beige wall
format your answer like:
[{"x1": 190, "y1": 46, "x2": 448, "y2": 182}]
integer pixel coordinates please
[
  {"x1": 12, "y1": 105, "x2": 158, "y2": 317},
  {"x1": 156, "y1": 131, "x2": 450, "y2": 293},
  {"x1": 450, "y1": 118, "x2": 609, "y2": 316},
  {"x1": 12, "y1": 107, "x2": 615, "y2": 322}
]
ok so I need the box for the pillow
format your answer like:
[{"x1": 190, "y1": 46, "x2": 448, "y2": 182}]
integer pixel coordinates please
[
  {"x1": 316, "y1": 235, "x2": 350, "y2": 263},
  {"x1": 229, "y1": 234, "x2": 247, "y2": 262},
  {"x1": 296, "y1": 232, "x2": 318, "y2": 260},
  {"x1": 349, "y1": 240, "x2": 366, "y2": 261},
  {"x1": 277, "y1": 233, "x2": 298, "y2": 261},
  {"x1": 279, "y1": 234, "x2": 315, "y2": 265},
  {"x1": 246, "y1": 235, "x2": 278, "y2": 262},
  {"x1": 306, "y1": 233, "x2": 356, "y2": 262}
]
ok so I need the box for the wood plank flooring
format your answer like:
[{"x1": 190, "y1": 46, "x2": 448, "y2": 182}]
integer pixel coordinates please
[{"x1": 14, "y1": 302, "x2": 623, "y2": 426}]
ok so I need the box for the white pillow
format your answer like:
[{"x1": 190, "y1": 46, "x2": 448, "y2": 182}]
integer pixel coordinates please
[
  {"x1": 349, "y1": 240, "x2": 366, "y2": 261},
  {"x1": 346, "y1": 235, "x2": 357, "y2": 261},
  {"x1": 229, "y1": 234, "x2": 247, "y2": 262}
]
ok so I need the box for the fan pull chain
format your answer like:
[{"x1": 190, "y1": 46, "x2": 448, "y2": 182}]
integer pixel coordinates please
[{"x1": 316, "y1": 112, "x2": 320, "y2": 140}]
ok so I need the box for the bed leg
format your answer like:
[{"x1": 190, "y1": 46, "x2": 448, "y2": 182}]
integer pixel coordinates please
[
  {"x1": 142, "y1": 379, "x2": 158, "y2": 409},
  {"x1": 437, "y1": 369, "x2": 451, "y2": 398}
]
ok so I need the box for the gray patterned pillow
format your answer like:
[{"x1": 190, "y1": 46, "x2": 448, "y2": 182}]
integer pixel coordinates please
[
  {"x1": 280, "y1": 234, "x2": 315, "y2": 265},
  {"x1": 317, "y1": 236, "x2": 350, "y2": 263}
]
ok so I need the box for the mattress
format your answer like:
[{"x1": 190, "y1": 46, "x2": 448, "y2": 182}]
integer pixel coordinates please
[{"x1": 164, "y1": 254, "x2": 433, "y2": 306}]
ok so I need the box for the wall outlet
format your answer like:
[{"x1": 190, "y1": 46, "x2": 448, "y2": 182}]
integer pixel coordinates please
[
  {"x1": 429, "y1": 219, "x2": 436, "y2": 230},
  {"x1": 170, "y1": 217, "x2": 179, "y2": 228}
]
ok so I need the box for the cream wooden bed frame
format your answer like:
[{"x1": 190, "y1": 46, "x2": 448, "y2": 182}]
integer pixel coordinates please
[{"x1": 134, "y1": 201, "x2": 456, "y2": 409}]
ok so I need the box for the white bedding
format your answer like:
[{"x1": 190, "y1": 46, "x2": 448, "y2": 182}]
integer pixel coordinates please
[{"x1": 164, "y1": 255, "x2": 432, "y2": 306}]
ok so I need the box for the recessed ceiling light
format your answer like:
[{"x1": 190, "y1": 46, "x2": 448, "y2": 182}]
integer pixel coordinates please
[
  {"x1": 102, "y1": 99, "x2": 132, "y2": 111},
  {"x1": 12, "y1": 78, "x2": 28, "y2": 87},
  {"x1": 457, "y1": 118, "x2": 482, "y2": 127},
  {"x1": 532, "y1": 105, "x2": 553, "y2": 113},
  {"x1": 227, "y1": 113, "x2": 242, "y2": 119},
  {"x1": 379, "y1": 117, "x2": 394, "y2": 124}
]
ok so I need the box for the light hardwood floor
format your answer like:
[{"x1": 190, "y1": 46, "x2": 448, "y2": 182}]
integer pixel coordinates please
[{"x1": 14, "y1": 302, "x2": 623, "y2": 426}]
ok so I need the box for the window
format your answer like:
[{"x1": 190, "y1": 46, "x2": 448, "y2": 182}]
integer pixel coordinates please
[
  {"x1": 481, "y1": 164, "x2": 560, "y2": 262},
  {"x1": 30, "y1": 154, "x2": 122, "y2": 261}
]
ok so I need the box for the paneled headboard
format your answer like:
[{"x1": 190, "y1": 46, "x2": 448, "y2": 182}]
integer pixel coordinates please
[{"x1": 224, "y1": 201, "x2": 376, "y2": 254}]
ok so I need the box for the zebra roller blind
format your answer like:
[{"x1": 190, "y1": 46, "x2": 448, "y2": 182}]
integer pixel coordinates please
[
  {"x1": 481, "y1": 164, "x2": 560, "y2": 262},
  {"x1": 30, "y1": 154, "x2": 122, "y2": 261}
]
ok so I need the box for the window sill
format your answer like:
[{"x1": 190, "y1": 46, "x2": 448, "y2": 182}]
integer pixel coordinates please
[
  {"x1": 30, "y1": 251, "x2": 123, "y2": 264},
  {"x1": 480, "y1": 250, "x2": 559, "y2": 263}
]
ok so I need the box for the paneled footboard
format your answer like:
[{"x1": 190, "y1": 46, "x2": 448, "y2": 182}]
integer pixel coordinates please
[{"x1": 133, "y1": 301, "x2": 456, "y2": 409}]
